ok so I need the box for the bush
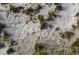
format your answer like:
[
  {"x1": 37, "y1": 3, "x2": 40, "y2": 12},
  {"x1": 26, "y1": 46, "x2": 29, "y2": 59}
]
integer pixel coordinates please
[
  {"x1": 7, "y1": 47, "x2": 15, "y2": 54},
  {"x1": 77, "y1": 20, "x2": 79, "y2": 26},
  {"x1": 71, "y1": 38, "x2": 79, "y2": 47},
  {"x1": 75, "y1": 12, "x2": 79, "y2": 17},
  {"x1": 54, "y1": 4, "x2": 62, "y2": 12},
  {"x1": 34, "y1": 4, "x2": 42, "y2": 12},
  {"x1": 59, "y1": 31, "x2": 74, "y2": 39},
  {"x1": 3, "y1": 31, "x2": 9, "y2": 41},
  {"x1": 0, "y1": 22, "x2": 6, "y2": 32},
  {"x1": 38, "y1": 15, "x2": 44, "y2": 24},
  {"x1": 33, "y1": 42, "x2": 48, "y2": 55},
  {"x1": 33, "y1": 50, "x2": 48, "y2": 55},
  {"x1": 38, "y1": 15, "x2": 48, "y2": 29},
  {"x1": 46, "y1": 12, "x2": 54, "y2": 21},
  {"x1": 24, "y1": 7, "x2": 34, "y2": 16},
  {"x1": 10, "y1": 5, "x2": 21, "y2": 13},
  {"x1": 55, "y1": 27, "x2": 60, "y2": 31},
  {"x1": 34, "y1": 43, "x2": 44, "y2": 51}
]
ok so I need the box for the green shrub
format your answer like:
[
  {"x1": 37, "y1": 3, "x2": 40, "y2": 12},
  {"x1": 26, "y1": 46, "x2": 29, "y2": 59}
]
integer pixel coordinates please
[
  {"x1": 33, "y1": 42, "x2": 48, "y2": 55},
  {"x1": 71, "y1": 38, "x2": 79, "y2": 47},
  {"x1": 7, "y1": 47, "x2": 15, "y2": 54},
  {"x1": 77, "y1": 20, "x2": 79, "y2": 26},
  {"x1": 10, "y1": 5, "x2": 21, "y2": 13},
  {"x1": 46, "y1": 12, "x2": 54, "y2": 21},
  {"x1": 75, "y1": 12, "x2": 79, "y2": 17},
  {"x1": 3, "y1": 31, "x2": 9, "y2": 41},
  {"x1": 59, "y1": 31, "x2": 74, "y2": 39},
  {"x1": 34, "y1": 4, "x2": 42, "y2": 12},
  {"x1": 38, "y1": 15, "x2": 48, "y2": 29},
  {"x1": 0, "y1": 22, "x2": 6, "y2": 32},
  {"x1": 33, "y1": 50, "x2": 48, "y2": 55},
  {"x1": 24, "y1": 7, "x2": 34, "y2": 16},
  {"x1": 54, "y1": 4, "x2": 62, "y2": 12},
  {"x1": 55, "y1": 27, "x2": 60, "y2": 31},
  {"x1": 34, "y1": 43, "x2": 44, "y2": 51}
]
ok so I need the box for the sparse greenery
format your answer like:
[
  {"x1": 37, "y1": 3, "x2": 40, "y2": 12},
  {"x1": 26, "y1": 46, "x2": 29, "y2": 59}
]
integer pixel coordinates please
[
  {"x1": 7, "y1": 47, "x2": 15, "y2": 54},
  {"x1": 59, "y1": 31, "x2": 74, "y2": 39},
  {"x1": 51, "y1": 47, "x2": 79, "y2": 55}
]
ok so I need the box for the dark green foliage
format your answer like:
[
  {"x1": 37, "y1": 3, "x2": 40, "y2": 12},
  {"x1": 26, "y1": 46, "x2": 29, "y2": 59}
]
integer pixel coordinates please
[
  {"x1": 0, "y1": 22, "x2": 6, "y2": 32},
  {"x1": 3, "y1": 31, "x2": 9, "y2": 41},
  {"x1": 7, "y1": 47, "x2": 15, "y2": 54}
]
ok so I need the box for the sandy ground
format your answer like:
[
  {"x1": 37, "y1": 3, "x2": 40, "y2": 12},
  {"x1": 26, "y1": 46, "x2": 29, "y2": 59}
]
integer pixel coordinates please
[{"x1": 0, "y1": 3, "x2": 79, "y2": 54}]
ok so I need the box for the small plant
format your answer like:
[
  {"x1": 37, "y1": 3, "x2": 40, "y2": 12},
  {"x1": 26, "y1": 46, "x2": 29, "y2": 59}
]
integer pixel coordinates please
[
  {"x1": 34, "y1": 43, "x2": 44, "y2": 51},
  {"x1": 54, "y1": 4, "x2": 62, "y2": 12},
  {"x1": 24, "y1": 7, "x2": 34, "y2": 16},
  {"x1": 59, "y1": 31, "x2": 74, "y2": 39},
  {"x1": 16, "y1": 6, "x2": 24, "y2": 9},
  {"x1": 7, "y1": 47, "x2": 15, "y2": 54},
  {"x1": 71, "y1": 38, "x2": 79, "y2": 47},
  {"x1": 72, "y1": 25, "x2": 77, "y2": 30},
  {"x1": 38, "y1": 15, "x2": 48, "y2": 29},
  {"x1": 46, "y1": 12, "x2": 54, "y2": 21},
  {"x1": 54, "y1": 3, "x2": 61, "y2": 5},
  {"x1": 75, "y1": 12, "x2": 79, "y2": 17},
  {"x1": 33, "y1": 42, "x2": 48, "y2": 55},
  {"x1": 10, "y1": 5, "x2": 21, "y2": 13},
  {"x1": 0, "y1": 22, "x2": 6, "y2": 32},
  {"x1": 55, "y1": 27, "x2": 60, "y2": 31},
  {"x1": 34, "y1": 4, "x2": 42, "y2": 12},
  {"x1": 38, "y1": 15, "x2": 44, "y2": 24},
  {"x1": 33, "y1": 50, "x2": 48, "y2": 55},
  {"x1": 3, "y1": 31, "x2": 9, "y2": 41},
  {"x1": 77, "y1": 20, "x2": 79, "y2": 26},
  {"x1": 0, "y1": 43, "x2": 5, "y2": 49}
]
